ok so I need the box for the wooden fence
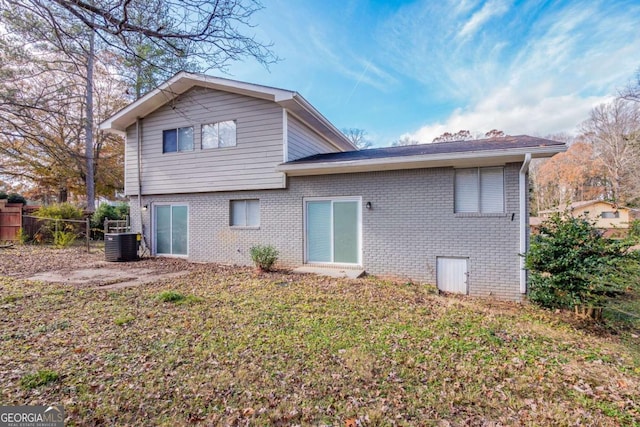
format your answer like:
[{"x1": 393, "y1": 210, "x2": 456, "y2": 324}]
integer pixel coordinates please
[{"x1": 0, "y1": 200, "x2": 22, "y2": 241}]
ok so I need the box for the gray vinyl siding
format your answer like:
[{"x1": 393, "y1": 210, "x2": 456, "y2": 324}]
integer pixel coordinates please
[
  {"x1": 124, "y1": 86, "x2": 284, "y2": 195},
  {"x1": 131, "y1": 163, "x2": 524, "y2": 301},
  {"x1": 287, "y1": 115, "x2": 337, "y2": 161}
]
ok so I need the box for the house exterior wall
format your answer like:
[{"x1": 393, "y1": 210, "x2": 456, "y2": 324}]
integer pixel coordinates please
[
  {"x1": 130, "y1": 163, "x2": 523, "y2": 300},
  {"x1": 124, "y1": 86, "x2": 285, "y2": 196},
  {"x1": 287, "y1": 114, "x2": 337, "y2": 161},
  {"x1": 572, "y1": 203, "x2": 630, "y2": 228}
]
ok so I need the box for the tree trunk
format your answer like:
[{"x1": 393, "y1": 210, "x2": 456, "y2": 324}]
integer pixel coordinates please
[
  {"x1": 84, "y1": 23, "x2": 95, "y2": 212},
  {"x1": 58, "y1": 187, "x2": 68, "y2": 203}
]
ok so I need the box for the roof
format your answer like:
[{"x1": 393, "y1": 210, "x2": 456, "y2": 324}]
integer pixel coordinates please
[
  {"x1": 539, "y1": 200, "x2": 630, "y2": 214},
  {"x1": 99, "y1": 72, "x2": 356, "y2": 152},
  {"x1": 278, "y1": 135, "x2": 566, "y2": 176}
]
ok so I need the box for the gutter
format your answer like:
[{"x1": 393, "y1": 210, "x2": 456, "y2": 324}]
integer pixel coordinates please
[{"x1": 519, "y1": 153, "x2": 532, "y2": 294}]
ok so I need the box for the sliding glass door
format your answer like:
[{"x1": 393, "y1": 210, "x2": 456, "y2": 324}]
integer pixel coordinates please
[
  {"x1": 306, "y1": 198, "x2": 360, "y2": 264},
  {"x1": 154, "y1": 204, "x2": 188, "y2": 256}
]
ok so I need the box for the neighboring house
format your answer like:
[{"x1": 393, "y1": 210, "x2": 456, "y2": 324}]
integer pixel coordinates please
[
  {"x1": 100, "y1": 72, "x2": 566, "y2": 300},
  {"x1": 538, "y1": 200, "x2": 631, "y2": 231}
]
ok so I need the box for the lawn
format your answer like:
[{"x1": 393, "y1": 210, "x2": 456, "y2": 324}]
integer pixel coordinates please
[{"x1": 0, "y1": 247, "x2": 639, "y2": 426}]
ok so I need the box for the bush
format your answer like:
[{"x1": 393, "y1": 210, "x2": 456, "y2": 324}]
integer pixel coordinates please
[
  {"x1": 33, "y1": 203, "x2": 84, "y2": 244},
  {"x1": 35, "y1": 203, "x2": 83, "y2": 220},
  {"x1": 53, "y1": 230, "x2": 76, "y2": 248},
  {"x1": 250, "y1": 245, "x2": 279, "y2": 271},
  {"x1": 0, "y1": 191, "x2": 26, "y2": 204},
  {"x1": 91, "y1": 202, "x2": 129, "y2": 238},
  {"x1": 525, "y1": 213, "x2": 639, "y2": 310}
]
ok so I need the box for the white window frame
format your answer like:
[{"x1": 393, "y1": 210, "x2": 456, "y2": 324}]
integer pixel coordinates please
[
  {"x1": 202, "y1": 120, "x2": 237, "y2": 149},
  {"x1": 454, "y1": 167, "x2": 505, "y2": 214},
  {"x1": 303, "y1": 196, "x2": 362, "y2": 266},
  {"x1": 230, "y1": 199, "x2": 260, "y2": 228},
  {"x1": 162, "y1": 126, "x2": 194, "y2": 153},
  {"x1": 152, "y1": 202, "x2": 189, "y2": 258}
]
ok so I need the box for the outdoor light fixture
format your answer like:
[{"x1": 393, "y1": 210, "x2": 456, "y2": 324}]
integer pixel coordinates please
[
  {"x1": 366, "y1": 202, "x2": 372, "y2": 210},
  {"x1": 142, "y1": 204, "x2": 148, "y2": 211}
]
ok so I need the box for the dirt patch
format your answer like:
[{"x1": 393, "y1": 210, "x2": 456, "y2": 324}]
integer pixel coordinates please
[
  {"x1": 0, "y1": 245, "x2": 231, "y2": 289},
  {"x1": 26, "y1": 267, "x2": 190, "y2": 289}
]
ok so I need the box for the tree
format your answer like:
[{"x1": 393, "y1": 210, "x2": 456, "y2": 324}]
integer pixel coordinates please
[
  {"x1": 530, "y1": 141, "x2": 607, "y2": 212},
  {"x1": 0, "y1": 0, "x2": 277, "y2": 210},
  {"x1": 0, "y1": 46, "x2": 127, "y2": 203},
  {"x1": 342, "y1": 128, "x2": 372, "y2": 149},
  {"x1": 581, "y1": 98, "x2": 640, "y2": 205},
  {"x1": 432, "y1": 130, "x2": 473, "y2": 143},
  {"x1": 484, "y1": 129, "x2": 507, "y2": 138},
  {"x1": 392, "y1": 136, "x2": 420, "y2": 146}
]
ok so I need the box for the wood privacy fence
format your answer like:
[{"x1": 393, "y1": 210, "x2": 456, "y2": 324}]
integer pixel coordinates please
[{"x1": 0, "y1": 200, "x2": 23, "y2": 241}]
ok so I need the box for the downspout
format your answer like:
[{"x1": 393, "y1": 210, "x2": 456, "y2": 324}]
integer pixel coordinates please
[
  {"x1": 136, "y1": 118, "x2": 149, "y2": 255},
  {"x1": 519, "y1": 153, "x2": 532, "y2": 294}
]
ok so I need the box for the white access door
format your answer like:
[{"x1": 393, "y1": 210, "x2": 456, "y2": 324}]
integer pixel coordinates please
[{"x1": 437, "y1": 257, "x2": 469, "y2": 294}]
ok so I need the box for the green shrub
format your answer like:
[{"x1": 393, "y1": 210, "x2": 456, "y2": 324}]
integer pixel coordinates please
[
  {"x1": 20, "y1": 370, "x2": 59, "y2": 389},
  {"x1": 91, "y1": 202, "x2": 130, "y2": 238},
  {"x1": 35, "y1": 203, "x2": 83, "y2": 220},
  {"x1": 525, "y1": 213, "x2": 639, "y2": 309},
  {"x1": 53, "y1": 230, "x2": 76, "y2": 248},
  {"x1": 7, "y1": 193, "x2": 26, "y2": 204},
  {"x1": 16, "y1": 228, "x2": 28, "y2": 244},
  {"x1": 33, "y1": 203, "x2": 84, "y2": 244},
  {"x1": 629, "y1": 219, "x2": 640, "y2": 243},
  {"x1": 250, "y1": 245, "x2": 279, "y2": 271}
]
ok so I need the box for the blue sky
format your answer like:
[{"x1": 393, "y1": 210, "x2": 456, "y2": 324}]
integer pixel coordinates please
[{"x1": 226, "y1": 0, "x2": 640, "y2": 147}]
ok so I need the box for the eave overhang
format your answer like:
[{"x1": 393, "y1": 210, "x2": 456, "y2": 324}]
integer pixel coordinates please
[{"x1": 276, "y1": 145, "x2": 566, "y2": 176}]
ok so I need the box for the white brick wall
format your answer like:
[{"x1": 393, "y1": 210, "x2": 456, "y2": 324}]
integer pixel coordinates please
[{"x1": 130, "y1": 163, "x2": 523, "y2": 300}]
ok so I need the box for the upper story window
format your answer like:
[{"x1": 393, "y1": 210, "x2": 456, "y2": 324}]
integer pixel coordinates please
[
  {"x1": 163, "y1": 127, "x2": 193, "y2": 153},
  {"x1": 202, "y1": 120, "x2": 237, "y2": 149},
  {"x1": 455, "y1": 167, "x2": 504, "y2": 213}
]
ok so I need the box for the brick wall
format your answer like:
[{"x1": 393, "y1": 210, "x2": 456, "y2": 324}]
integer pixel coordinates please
[{"x1": 130, "y1": 163, "x2": 523, "y2": 300}]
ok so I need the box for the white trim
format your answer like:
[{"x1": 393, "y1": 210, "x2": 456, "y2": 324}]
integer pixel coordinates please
[
  {"x1": 278, "y1": 146, "x2": 565, "y2": 176},
  {"x1": 519, "y1": 153, "x2": 532, "y2": 294},
  {"x1": 303, "y1": 196, "x2": 362, "y2": 267},
  {"x1": 152, "y1": 202, "x2": 189, "y2": 257}
]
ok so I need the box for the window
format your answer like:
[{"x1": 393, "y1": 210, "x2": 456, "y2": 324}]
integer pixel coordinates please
[
  {"x1": 163, "y1": 127, "x2": 193, "y2": 153},
  {"x1": 601, "y1": 211, "x2": 619, "y2": 219},
  {"x1": 202, "y1": 120, "x2": 237, "y2": 149},
  {"x1": 230, "y1": 199, "x2": 259, "y2": 227},
  {"x1": 455, "y1": 167, "x2": 504, "y2": 213}
]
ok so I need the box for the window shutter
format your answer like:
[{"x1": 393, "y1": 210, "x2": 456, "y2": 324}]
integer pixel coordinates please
[
  {"x1": 479, "y1": 167, "x2": 504, "y2": 213},
  {"x1": 455, "y1": 169, "x2": 479, "y2": 213}
]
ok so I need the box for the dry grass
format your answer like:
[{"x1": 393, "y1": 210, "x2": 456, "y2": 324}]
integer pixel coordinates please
[{"x1": 0, "y1": 246, "x2": 639, "y2": 426}]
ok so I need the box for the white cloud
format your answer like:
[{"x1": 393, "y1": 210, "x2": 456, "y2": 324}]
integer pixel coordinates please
[
  {"x1": 458, "y1": 0, "x2": 511, "y2": 39},
  {"x1": 404, "y1": 92, "x2": 612, "y2": 143},
  {"x1": 391, "y1": 0, "x2": 640, "y2": 144}
]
